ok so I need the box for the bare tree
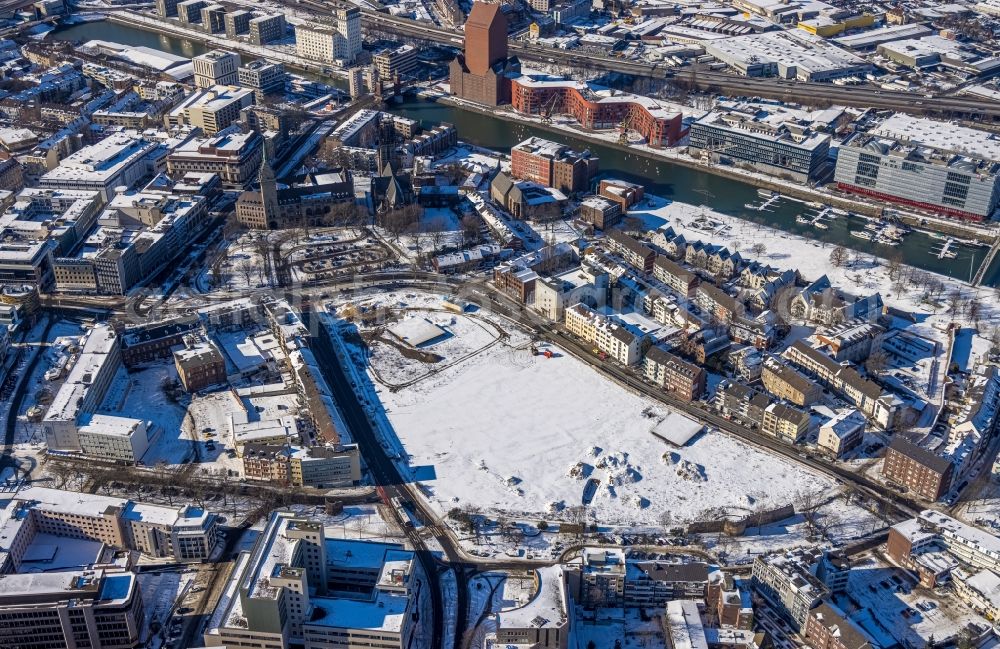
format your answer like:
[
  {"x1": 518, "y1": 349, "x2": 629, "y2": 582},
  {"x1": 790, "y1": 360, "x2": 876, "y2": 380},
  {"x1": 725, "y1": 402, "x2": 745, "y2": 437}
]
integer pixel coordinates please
[
  {"x1": 968, "y1": 298, "x2": 983, "y2": 330},
  {"x1": 886, "y1": 252, "x2": 905, "y2": 283},
  {"x1": 461, "y1": 214, "x2": 481, "y2": 246},
  {"x1": 829, "y1": 245, "x2": 848, "y2": 268},
  {"x1": 864, "y1": 349, "x2": 891, "y2": 378},
  {"x1": 947, "y1": 289, "x2": 964, "y2": 318},
  {"x1": 426, "y1": 217, "x2": 448, "y2": 253},
  {"x1": 235, "y1": 259, "x2": 256, "y2": 288},
  {"x1": 751, "y1": 242, "x2": 767, "y2": 257}
]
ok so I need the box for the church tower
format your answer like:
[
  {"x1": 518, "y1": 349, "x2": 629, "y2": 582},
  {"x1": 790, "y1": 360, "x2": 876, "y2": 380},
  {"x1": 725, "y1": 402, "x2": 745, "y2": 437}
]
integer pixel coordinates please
[{"x1": 259, "y1": 147, "x2": 279, "y2": 229}]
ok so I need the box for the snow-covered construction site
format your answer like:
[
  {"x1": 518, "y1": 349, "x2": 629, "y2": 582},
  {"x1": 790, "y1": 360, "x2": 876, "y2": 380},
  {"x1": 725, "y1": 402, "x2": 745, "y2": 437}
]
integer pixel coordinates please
[{"x1": 329, "y1": 290, "x2": 873, "y2": 531}]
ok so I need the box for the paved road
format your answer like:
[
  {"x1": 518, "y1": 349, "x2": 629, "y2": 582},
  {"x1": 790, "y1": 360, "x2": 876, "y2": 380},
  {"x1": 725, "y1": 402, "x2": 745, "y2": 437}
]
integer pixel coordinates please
[
  {"x1": 301, "y1": 304, "x2": 449, "y2": 649},
  {"x1": 1, "y1": 317, "x2": 55, "y2": 474}
]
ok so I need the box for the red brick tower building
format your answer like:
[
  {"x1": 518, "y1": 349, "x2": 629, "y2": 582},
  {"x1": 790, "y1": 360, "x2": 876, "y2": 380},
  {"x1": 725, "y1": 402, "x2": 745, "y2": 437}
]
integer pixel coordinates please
[{"x1": 449, "y1": 2, "x2": 511, "y2": 106}]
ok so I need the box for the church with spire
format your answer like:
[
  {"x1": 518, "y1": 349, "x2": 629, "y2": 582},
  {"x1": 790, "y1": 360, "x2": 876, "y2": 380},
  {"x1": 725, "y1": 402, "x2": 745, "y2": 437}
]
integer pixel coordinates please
[
  {"x1": 370, "y1": 144, "x2": 414, "y2": 215},
  {"x1": 235, "y1": 149, "x2": 355, "y2": 229}
]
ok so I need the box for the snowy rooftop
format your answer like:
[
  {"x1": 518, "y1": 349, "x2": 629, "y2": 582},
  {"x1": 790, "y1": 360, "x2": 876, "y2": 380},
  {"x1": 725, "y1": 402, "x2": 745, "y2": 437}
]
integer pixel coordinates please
[
  {"x1": 40, "y1": 134, "x2": 158, "y2": 184},
  {"x1": 121, "y1": 500, "x2": 188, "y2": 527},
  {"x1": 496, "y1": 566, "x2": 566, "y2": 629},
  {"x1": 665, "y1": 600, "x2": 709, "y2": 649},
  {"x1": 326, "y1": 538, "x2": 404, "y2": 571},
  {"x1": 513, "y1": 73, "x2": 685, "y2": 121},
  {"x1": 0, "y1": 570, "x2": 133, "y2": 603},
  {"x1": 14, "y1": 486, "x2": 127, "y2": 519},
  {"x1": 833, "y1": 23, "x2": 932, "y2": 49},
  {"x1": 919, "y1": 509, "x2": 1000, "y2": 557},
  {"x1": 871, "y1": 113, "x2": 1000, "y2": 163},
  {"x1": 387, "y1": 317, "x2": 448, "y2": 348},
  {"x1": 820, "y1": 409, "x2": 865, "y2": 439},
  {"x1": 309, "y1": 591, "x2": 410, "y2": 632},
  {"x1": 77, "y1": 413, "x2": 145, "y2": 439},
  {"x1": 707, "y1": 31, "x2": 869, "y2": 74},
  {"x1": 44, "y1": 324, "x2": 119, "y2": 423},
  {"x1": 961, "y1": 570, "x2": 1000, "y2": 610}
]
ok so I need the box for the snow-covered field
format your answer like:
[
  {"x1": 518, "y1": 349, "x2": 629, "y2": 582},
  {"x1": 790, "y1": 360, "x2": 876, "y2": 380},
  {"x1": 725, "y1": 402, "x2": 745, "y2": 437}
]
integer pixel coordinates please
[{"x1": 351, "y1": 293, "x2": 848, "y2": 527}]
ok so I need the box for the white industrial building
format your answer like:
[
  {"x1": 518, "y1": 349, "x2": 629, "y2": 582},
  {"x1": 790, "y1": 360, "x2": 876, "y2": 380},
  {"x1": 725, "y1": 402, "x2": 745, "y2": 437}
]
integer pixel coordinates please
[
  {"x1": 835, "y1": 114, "x2": 1000, "y2": 221},
  {"x1": 705, "y1": 30, "x2": 871, "y2": 80}
]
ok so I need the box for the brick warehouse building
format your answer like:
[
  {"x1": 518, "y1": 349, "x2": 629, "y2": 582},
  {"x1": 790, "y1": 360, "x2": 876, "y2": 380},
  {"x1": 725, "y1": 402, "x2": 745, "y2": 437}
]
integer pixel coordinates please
[
  {"x1": 509, "y1": 74, "x2": 685, "y2": 148},
  {"x1": 449, "y1": 2, "x2": 511, "y2": 106}
]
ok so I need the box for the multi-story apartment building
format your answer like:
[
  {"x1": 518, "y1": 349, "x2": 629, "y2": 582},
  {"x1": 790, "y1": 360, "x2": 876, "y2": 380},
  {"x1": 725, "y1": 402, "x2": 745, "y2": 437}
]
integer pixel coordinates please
[
  {"x1": 696, "y1": 282, "x2": 742, "y2": 324},
  {"x1": 249, "y1": 13, "x2": 287, "y2": 45},
  {"x1": 166, "y1": 131, "x2": 262, "y2": 187},
  {"x1": 605, "y1": 229, "x2": 655, "y2": 273},
  {"x1": 373, "y1": 44, "x2": 418, "y2": 80},
  {"x1": 835, "y1": 114, "x2": 1000, "y2": 221},
  {"x1": 0, "y1": 570, "x2": 144, "y2": 649},
  {"x1": 177, "y1": 0, "x2": 206, "y2": 24},
  {"x1": 751, "y1": 549, "x2": 829, "y2": 631},
  {"x1": 715, "y1": 380, "x2": 772, "y2": 428},
  {"x1": 531, "y1": 266, "x2": 608, "y2": 321},
  {"x1": 224, "y1": 10, "x2": 251, "y2": 37},
  {"x1": 173, "y1": 339, "x2": 226, "y2": 391},
  {"x1": 296, "y1": 10, "x2": 361, "y2": 64},
  {"x1": 954, "y1": 568, "x2": 1000, "y2": 620},
  {"x1": 53, "y1": 189, "x2": 210, "y2": 295},
  {"x1": 708, "y1": 572, "x2": 754, "y2": 629},
  {"x1": 817, "y1": 409, "x2": 865, "y2": 457},
  {"x1": 334, "y1": 7, "x2": 362, "y2": 61},
  {"x1": 599, "y1": 178, "x2": 644, "y2": 211},
  {"x1": 238, "y1": 60, "x2": 286, "y2": 100},
  {"x1": 295, "y1": 23, "x2": 340, "y2": 63},
  {"x1": 761, "y1": 402, "x2": 811, "y2": 444},
  {"x1": 203, "y1": 512, "x2": 419, "y2": 649},
  {"x1": 813, "y1": 320, "x2": 884, "y2": 363},
  {"x1": 579, "y1": 196, "x2": 622, "y2": 230},
  {"x1": 686, "y1": 241, "x2": 743, "y2": 280},
  {"x1": 761, "y1": 357, "x2": 822, "y2": 406},
  {"x1": 511, "y1": 137, "x2": 599, "y2": 194},
  {"x1": 566, "y1": 303, "x2": 645, "y2": 365},
  {"x1": 887, "y1": 510, "x2": 1000, "y2": 587},
  {"x1": 509, "y1": 74, "x2": 685, "y2": 148},
  {"x1": 882, "y1": 436, "x2": 953, "y2": 501},
  {"x1": 157, "y1": 0, "x2": 179, "y2": 17},
  {"x1": 241, "y1": 443, "x2": 361, "y2": 487},
  {"x1": 689, "y1": 109, "x2": 831, "y2": 182},
  {"x1": 783, "y1": 341, "x2": 897, "y2": 429},
  {"x1": 201, "y1": 4, "x2": 227, "y2": 33},
  {"x1": 653, "y1": 255, "x2": 698, "y2": 297},
  {"x1": 166, "y1": 86, "x2": 254, "y2": 135},
  {"x1": 803, "y1": 603, "x2": 875, "y2": 649},
  {"x1": 626, "y1": 562, "x2": 709, "y2": 607},
  {"x1": 42, "y1": 324, "x2": 122, "y2": 451},
  {"x1": 595, "y1": 317, "x2": 642, "y2": 366},
  {"x1": 495, "y1": 564, "x2": 568, "y2": 649},
  {"x1": 193, "y1": 50, "x2": 240, "y2": 88},
  {"x1": 4, "y1": 486, "x2": 218, "y2": 566},
  {"x1": 76, "y1": 414, "x2": 151, "y2": 464},
  {"x1": 644, "y1": 346, "x2": 706, "y2": 401},
  {"x1": 570, "y1": 548, "x2": 626, "y2": 609}
]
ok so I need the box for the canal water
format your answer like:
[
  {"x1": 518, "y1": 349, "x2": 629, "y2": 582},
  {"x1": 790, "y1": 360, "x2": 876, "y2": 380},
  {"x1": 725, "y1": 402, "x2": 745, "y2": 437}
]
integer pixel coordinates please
[{"x1": 51, "y1": 20, "x2": 1000, "y2": 286}]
